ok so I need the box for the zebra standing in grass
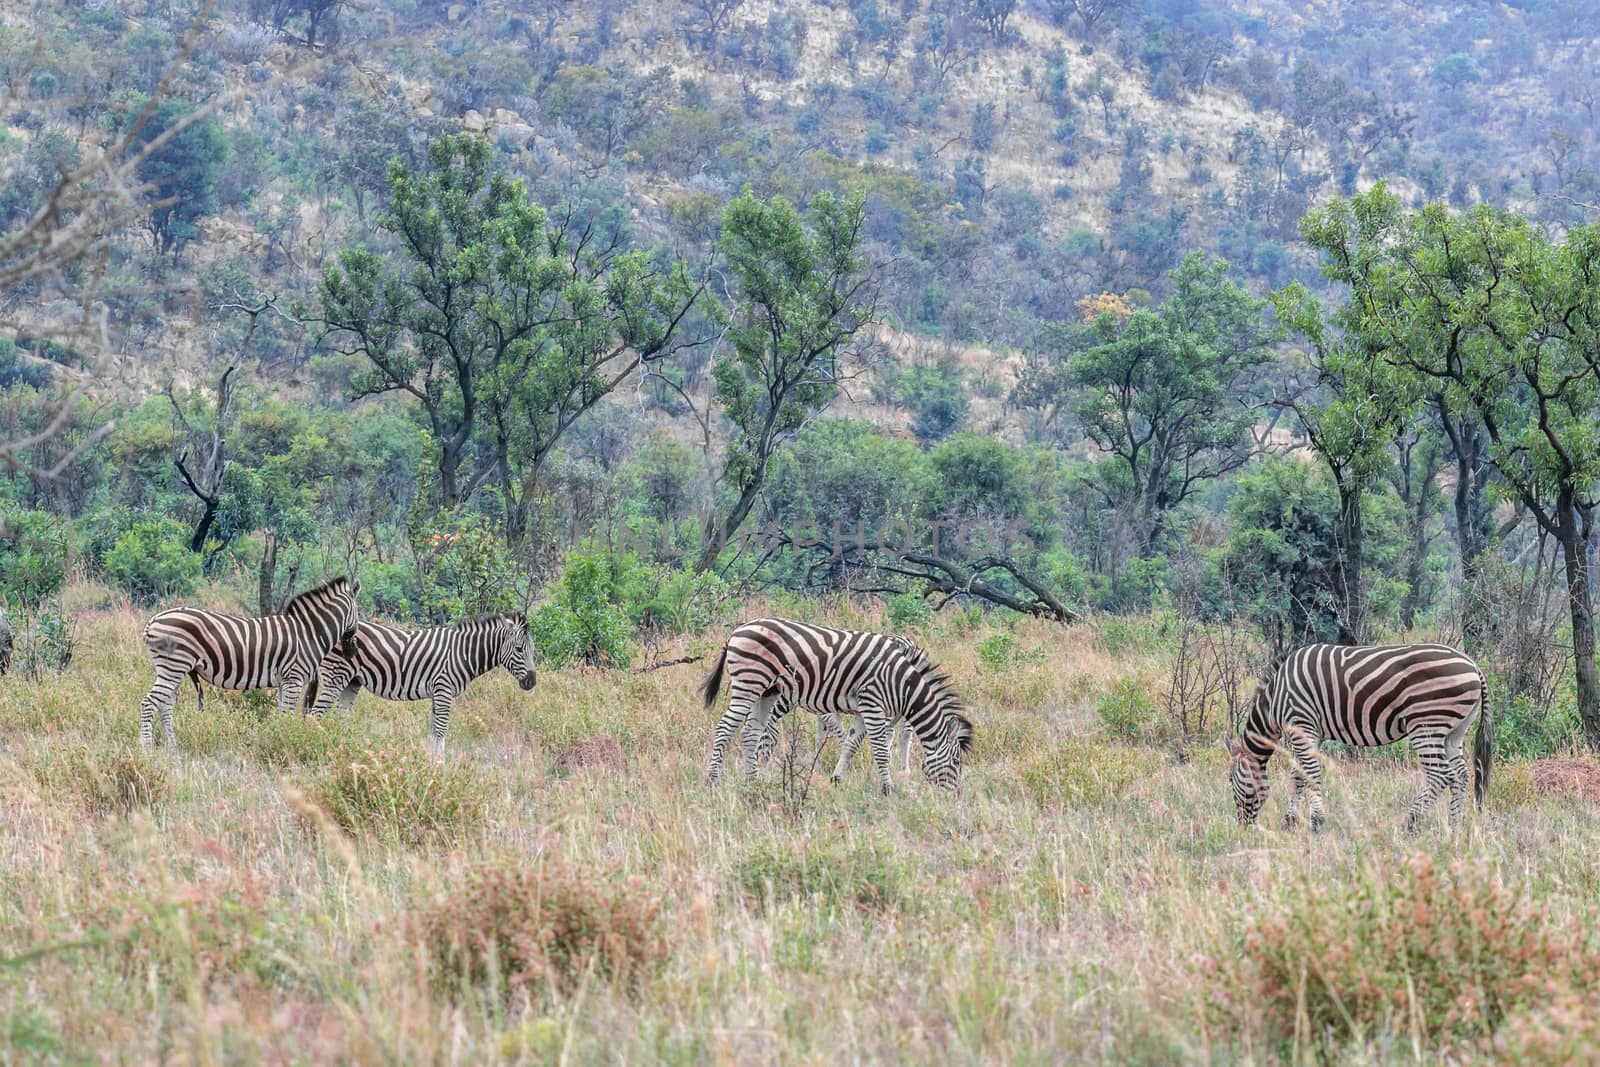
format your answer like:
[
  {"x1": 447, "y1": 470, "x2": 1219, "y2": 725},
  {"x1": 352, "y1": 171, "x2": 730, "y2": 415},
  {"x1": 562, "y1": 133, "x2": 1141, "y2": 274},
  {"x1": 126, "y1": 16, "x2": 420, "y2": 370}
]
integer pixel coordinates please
[
  {"x1": 703, "y1": 618, "x2": 974, "y2": 794},
  {"x1": 1227, "y1": 643, "x2": 1493, "y2": 832},
  {"x1": 139, "y1": 576, "x2": 361, "y2": 749},
  {"x1": 308, "y1": 614, "x2": 537, "y2": 750}
]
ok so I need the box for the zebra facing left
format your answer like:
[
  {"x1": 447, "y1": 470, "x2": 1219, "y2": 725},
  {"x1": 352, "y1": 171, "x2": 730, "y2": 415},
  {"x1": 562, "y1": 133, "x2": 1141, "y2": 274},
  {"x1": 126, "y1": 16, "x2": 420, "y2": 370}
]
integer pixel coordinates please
[
  {"x1": 139, "y1": 576, "x2": 361, "y2": 749},
  {"x1": 307, "y1": 615, "x2": 537, "y2": 750},
  {"x1": 1228, "y1": 642, "x2": 1494, "y2": 833}
]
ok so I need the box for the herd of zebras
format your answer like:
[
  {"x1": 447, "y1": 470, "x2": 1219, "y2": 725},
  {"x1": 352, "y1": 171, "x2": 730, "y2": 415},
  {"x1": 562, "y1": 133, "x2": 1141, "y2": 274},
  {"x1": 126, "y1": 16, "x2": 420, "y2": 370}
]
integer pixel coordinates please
[{"x1": 136, "y1": 575, "x2": 1496, "y2": 831}]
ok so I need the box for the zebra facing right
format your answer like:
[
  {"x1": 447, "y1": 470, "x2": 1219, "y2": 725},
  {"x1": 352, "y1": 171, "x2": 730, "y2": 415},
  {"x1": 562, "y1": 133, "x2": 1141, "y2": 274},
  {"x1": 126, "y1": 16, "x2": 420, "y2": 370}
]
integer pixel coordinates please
[
  {"x1": 1228, "y1": 643, "x2": 1494, "y2": 833},
  {"x1": 139, "y1": 577, "x2": 360, "y2": 749},
  {"x1": 703, "y1": 618, "x2": 974, "y2": 795},
  {"x1": 308, "y1": 615, "x2": 537, "y2": 750}
]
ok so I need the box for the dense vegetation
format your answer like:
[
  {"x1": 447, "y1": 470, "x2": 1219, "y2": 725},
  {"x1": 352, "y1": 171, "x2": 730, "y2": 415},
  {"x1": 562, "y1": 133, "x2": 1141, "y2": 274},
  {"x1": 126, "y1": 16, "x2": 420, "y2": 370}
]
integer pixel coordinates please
[{"x1": 5, "y1": 2, "x2": 1600, "y2": 1060}]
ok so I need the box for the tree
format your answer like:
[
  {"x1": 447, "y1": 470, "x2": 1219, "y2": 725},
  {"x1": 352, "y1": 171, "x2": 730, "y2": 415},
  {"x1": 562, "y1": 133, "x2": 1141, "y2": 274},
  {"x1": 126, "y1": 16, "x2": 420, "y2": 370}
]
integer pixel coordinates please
[
  {"x1": 1431, "y1": 53, "x2": 1482, "y2": 93},
  {"x1": 695, "y1": 189, "x2": 878, "y2": 573},
  {"x1": 135, "y1": 97, "x2": 225, "y2": 257},
  {"x1": 687, "y1": 0, "x2": 746, "y2": 53},
  {"x1": 1069, "y1": 253, "x2": 1278, "y2": 555},
  {"x1": 1043, "y1": 0, "x2": 1131, "y2": 37},
  {"x1": 1303, "y1": 186, "x2": 1600, "y2": 747},
  {"x1": 964, "y1": 0, "x2": 1017, "y2": 40},
  {"x1": 319, "y1": 134, "x2": 698, "y2": 534},
  {"x1": 1273, "y1": 283, "x2": 1416, "y2": 645}
]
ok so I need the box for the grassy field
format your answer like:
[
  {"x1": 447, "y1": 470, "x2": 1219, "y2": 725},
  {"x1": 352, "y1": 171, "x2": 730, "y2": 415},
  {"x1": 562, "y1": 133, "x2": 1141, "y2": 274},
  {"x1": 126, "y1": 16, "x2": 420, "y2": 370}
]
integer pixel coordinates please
[{"x1": 3, "y1": 601, "x2": 1598, "y2": 1065}]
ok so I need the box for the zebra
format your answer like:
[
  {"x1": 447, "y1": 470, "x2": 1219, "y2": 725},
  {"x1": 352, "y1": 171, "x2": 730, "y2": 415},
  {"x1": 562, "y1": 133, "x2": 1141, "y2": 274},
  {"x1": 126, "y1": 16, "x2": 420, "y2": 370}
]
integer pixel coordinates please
[
  {"x1": 1227, "y1": 643, "x2": 1494, "y2": 832},
  {"x1": 702, "y1": 618, "x2": 974, "y2": 794},
  {"x1": 773, "y1": 632, "x2": 921, "y2": 777},
  {"x1": 307, "y1": 614, "x2": 537, "y2": 750},
  {"x1": 139, "y1": 576, "x2": 361, "y2": 749}
]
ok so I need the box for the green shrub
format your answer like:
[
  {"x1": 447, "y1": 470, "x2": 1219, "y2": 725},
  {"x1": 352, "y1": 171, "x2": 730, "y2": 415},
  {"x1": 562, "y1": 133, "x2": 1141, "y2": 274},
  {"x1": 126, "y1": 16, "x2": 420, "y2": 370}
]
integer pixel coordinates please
[
  {"x1": 0, "y1": 507, "x2": 68, "y2": 609},
  {"x1": 103, "y1": 516, "x2": 201, "y2": 604},
  {"x1": 530, "y1": 545, "x2": 640, "y2": 668},
  {"x1": 976, "y1": 629, "x2": 1038, "y2": 672},
  {"x1": 1020, "y1": 740, "x2": 1160, "y2": 807},
  {"x1": 735, "y1": 840, "x2": 905, "y2": 914},
  {"x1": 3, "y1": 606, "x2": 74, "y2": 677},
  {"x1": 886, "y1": 592, "x2": 932, "y2": 631},
  {"x1": 415, "y1": 859, "x2": 667, "y2": 999},
  {"x1": 1205, "y1": 854, "x2": 1600, "y2": 1055},
  {"x1": 1095, "y1": 677, "x2": 1159, "y2": 740},
  {"x1": 308, "y1": 744, "x2": 485, "y2": 846},
  {"x1": 37, "y1": 743, "x2": 170, "y2": 815},
  {"x1": 1494, "y1": 694, "x2": 1582, "y2": 761}
]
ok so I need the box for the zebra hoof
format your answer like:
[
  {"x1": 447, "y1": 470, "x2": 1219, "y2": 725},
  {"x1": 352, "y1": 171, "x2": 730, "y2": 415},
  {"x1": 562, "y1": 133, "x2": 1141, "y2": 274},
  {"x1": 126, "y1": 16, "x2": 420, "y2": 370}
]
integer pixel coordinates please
[
  {"x1": 1282, "y1": 813, "x2": 1298, "y2": 830},
  {"x1": 829, "y1": 774, "x2": 842, "y2": 785},
  {"x1": 1309, "y1": 817, "x2": 1325, "y2": 834}
]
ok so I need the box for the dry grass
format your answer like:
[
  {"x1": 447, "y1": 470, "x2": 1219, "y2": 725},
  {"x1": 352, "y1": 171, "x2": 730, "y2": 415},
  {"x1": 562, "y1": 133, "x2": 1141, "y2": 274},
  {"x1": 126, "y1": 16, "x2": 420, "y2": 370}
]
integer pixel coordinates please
[{"x1": 1, "y1": 600, "x2": 1594, "y2": 1063}]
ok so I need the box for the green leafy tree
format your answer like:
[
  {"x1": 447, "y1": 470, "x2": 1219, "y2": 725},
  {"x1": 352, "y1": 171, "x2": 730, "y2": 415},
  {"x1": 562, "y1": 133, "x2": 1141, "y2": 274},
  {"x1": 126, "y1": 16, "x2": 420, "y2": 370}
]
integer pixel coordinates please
[
  {"x1": 135, "y1": 98, "x2": 225, "y2": 257},
  {"x1": 1069, "y1": 253, "x2": 1278, "y2": 555},
  {"x1": 319, "y1": 134, "x2": 698, "y2": 539},
  {"x1": 1303, "y1": 185, "x2": 1600, "y2": 746},
  {"x1": 695, "y1": 188, "x2": 877, "y2": 572}
]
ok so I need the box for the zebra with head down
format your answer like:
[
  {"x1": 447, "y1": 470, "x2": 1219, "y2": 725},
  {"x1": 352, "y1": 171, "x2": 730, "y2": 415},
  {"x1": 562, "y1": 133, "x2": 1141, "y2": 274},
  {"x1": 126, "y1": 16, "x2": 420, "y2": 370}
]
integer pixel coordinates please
[{"x1": 702, "y1": 618, "x2": 973, "y2": 794}]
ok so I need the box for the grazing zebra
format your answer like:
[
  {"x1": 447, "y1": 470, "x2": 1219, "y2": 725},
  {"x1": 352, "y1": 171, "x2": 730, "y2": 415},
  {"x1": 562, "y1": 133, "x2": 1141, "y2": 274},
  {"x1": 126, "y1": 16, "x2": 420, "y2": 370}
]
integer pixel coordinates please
[
  {"x1": 1227, "y1": 643, "x2": 1493, "y2": 832},
  {"x1": 308, "y1": 615, "x2": 537, "y2": 750},
  {"x1": 702, "y1": 618, "x2": 974, "y2": 794},
  {"x1": 139, "y1": 577, "x2": 361, "y2": 749}
]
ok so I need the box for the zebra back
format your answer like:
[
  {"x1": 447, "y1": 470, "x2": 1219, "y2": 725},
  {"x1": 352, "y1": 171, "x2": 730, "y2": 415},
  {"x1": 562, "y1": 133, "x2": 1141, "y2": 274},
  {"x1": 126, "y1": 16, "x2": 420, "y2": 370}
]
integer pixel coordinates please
[
  {"x1": 142, "y1": 575, "x2": 360, "y2": 692},
  {"x1": 318, "y1": 613, "x2": 536, "y2": 703}
]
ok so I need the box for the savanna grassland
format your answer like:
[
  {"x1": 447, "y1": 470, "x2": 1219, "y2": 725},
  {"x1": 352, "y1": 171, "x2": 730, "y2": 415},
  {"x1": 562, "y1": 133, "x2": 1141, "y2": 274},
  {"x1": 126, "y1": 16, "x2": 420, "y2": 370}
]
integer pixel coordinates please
[{"x1": 4, "y1": 595, "x2": 1598, "y2": 1065}]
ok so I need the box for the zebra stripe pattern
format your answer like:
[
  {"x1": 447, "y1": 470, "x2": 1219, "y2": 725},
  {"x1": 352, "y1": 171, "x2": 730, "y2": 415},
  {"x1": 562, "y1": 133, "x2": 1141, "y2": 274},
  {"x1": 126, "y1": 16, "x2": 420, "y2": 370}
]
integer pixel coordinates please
[
  {"x1": 702, "y1": 618, "x2": 973, "y2": 794},
  {"x1": 1228, "y1": 642, "x2": 1494, "y2": 832},
  {"x1": 139, "y1": 576, "x2": 361, "y2": 749},
  {"x1": 309, "y1": 615, "x2": 537, "y2": 749}
]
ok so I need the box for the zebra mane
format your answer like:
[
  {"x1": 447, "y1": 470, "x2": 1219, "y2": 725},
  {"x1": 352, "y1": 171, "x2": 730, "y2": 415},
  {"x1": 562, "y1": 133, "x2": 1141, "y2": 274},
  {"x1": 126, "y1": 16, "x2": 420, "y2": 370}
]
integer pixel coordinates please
[
  {"x1": 451, "y1": 612, "x2": 528, "y2": 631},
  {"x1": 282, "y1": 575, "x2": 354, "y2": 615}
]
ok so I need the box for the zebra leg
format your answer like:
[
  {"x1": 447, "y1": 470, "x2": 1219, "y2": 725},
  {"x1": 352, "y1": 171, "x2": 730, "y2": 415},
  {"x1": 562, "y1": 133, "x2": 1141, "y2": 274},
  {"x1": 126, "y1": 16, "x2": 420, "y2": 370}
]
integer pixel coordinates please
[
  {"x1": 707, "y1": 693, "x2": 755, "y2": 787},
  {"x1": 1283, "y1": 769, "x2": 1307, "y2": 829},
  {"x1": 756, "y1": 698, "x2": 792, "y2": 766},
  {"x1": 140, "y1": 671, "x2": 183, "y2": 750},
  {"x1": 1284, "y1": 727, "x2": 1327, "y2": 832},
  {"x1": 900, "y1": 719, "x2": 914, "y2": 775},
  {"x1": 428, "y1": 688, "x2": 457, "y2": 754},
  {"x1": 1404, "y1": 729, "x2": 1452, "y2": 833},
  {"x1": 277, "y1": 667, "x2": 311, "y2": 716},
  {"x1": 861, "y1": 710, "x2": 895, "y2": 796},
  {"x1": 742, "y1": 693, "x2": 779, "y2": 781},
  {"x1": 830, "y1": 715, "x2": 868, "y2": 784}
]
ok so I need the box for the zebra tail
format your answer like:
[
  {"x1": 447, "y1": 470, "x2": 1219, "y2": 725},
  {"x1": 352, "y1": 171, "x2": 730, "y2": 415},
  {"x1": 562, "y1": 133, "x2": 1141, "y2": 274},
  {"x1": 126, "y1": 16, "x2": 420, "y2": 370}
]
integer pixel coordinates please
[
  {"x1": 1474, "y1": 676, "x2": 1494, "y2": 809},
  {"x1": 700, "y1": 644, "x2": 727, "y2": 710},
  {"x1": 190, "y1": 671, "x2": 203, "y2": 713},
  {"x1": 304, "y1": 670, "x2": 320, "y2": 715}
]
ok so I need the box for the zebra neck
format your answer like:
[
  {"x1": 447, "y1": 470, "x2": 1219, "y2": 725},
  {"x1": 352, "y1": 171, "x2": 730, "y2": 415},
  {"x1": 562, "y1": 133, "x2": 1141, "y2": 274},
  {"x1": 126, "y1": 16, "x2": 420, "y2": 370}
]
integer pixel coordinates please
[
  {"x1": 1242, "y1": 705, "x2": 1279, "y2": 759},
  {"x1": 456, "y1": 621, "x2": 502, "y2": 675}
]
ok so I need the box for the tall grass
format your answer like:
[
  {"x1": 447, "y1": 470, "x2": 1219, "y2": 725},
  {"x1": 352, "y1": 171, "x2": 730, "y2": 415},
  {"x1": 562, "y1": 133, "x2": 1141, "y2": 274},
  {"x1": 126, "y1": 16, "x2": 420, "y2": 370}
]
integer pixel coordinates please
[{"x1": 0, "y1": 601, "x2": 1593, "y2": 1062}]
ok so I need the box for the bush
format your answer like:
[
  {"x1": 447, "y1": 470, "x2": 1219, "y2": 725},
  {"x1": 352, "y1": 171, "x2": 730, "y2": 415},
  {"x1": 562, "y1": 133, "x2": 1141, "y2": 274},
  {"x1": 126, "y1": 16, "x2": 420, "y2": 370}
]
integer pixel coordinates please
[
  {"x1": 530, "y1": 545, "x2": 642, "y2": 668},
  {"x1": 37, "y1": 743, "x2": 170, "y2": 815},
  {"x1": 899, "y1": 362, "x2": 968, "y2": 443},
  {"x1": 886, "y1": 592, "x2": 932, "y2": 630},
  {"x1": 1095, "y1": 677, "x2": 1159, "y2": 740},
  {"x1": 415, "y1": 859, "x2": 667, "y2": 999},
  {"x1": 0, "y1": 507, "x2": 68, "y2": 609},
  {"x1": 735, "y1": 840, "x2": 905, "y2": 914},
  {"x1": 976, "y1": 629, "x2": 1038, "y2": 672},
  {"x1": 3, "y1": 606, "x2": 74, "y2": 677},
  {"x1": 103, "y1": 516, "x2": 201, "y2": 604},
  {"x1": 1205, "y1": 854, "x2": 1600, "y2": 1055},
  {"x1": 1020, "y1": 740, "x2": 1160, "y2": 807},
  {"x1": 308, "y1": 744, "x2": 485, "y2": 846}
]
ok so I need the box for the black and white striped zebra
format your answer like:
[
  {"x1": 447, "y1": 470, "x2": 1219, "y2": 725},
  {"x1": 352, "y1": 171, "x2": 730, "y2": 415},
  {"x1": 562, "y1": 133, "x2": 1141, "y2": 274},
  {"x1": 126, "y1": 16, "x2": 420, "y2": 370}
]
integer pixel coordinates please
[
  {"x1": 139, "y1": 576, "x2": 361, "y2": 749},
  {"x1": 1227, "y1": 643, "x2": 1494, "y2": 832},
  {"x1": 702, "y1": 618, "x2": 974, "y2": 794},
  {"x1": 308, "y1": 615, "x2": 537, "y2": 750}
]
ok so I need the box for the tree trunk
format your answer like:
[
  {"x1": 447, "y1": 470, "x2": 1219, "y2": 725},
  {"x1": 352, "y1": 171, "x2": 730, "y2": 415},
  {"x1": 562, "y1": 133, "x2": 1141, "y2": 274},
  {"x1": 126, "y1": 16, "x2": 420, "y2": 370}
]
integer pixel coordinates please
[
  {"x1": 259, "y1": 530, "x2": 278, "y2": 616},
  {"x1": 1556, "y1": 492, "x2": 1600, "y2": 749},
  {"x1": 1441, "y1": 403, "x2": 1492, "y2": 650},
  {"x1": 1334, "y1": 480, "x2": 1365, "y2": 645},
  {"x1": 1400, "y1": 491, "x2": 1428, "y2": 632},
  {"x1": 190, "y1": 498, "x2": 220, "y2": 554},
  {"x1": 696, "y1": 469, "x2": 766, "y2": 574}
]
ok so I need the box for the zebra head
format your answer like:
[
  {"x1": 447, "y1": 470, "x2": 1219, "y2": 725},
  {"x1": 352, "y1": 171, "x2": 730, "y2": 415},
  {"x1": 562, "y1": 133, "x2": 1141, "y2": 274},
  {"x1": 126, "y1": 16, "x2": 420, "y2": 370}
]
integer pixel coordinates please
[
  {"x1": 499, "y1": 614, "x2": 538, "y2": 691},
  {"x1": 925, "y1": 709, "x2": 974, "y2": 791},
  {"x1": 1227, "y1": 738, "x2": 1267, "y2": 826}
]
